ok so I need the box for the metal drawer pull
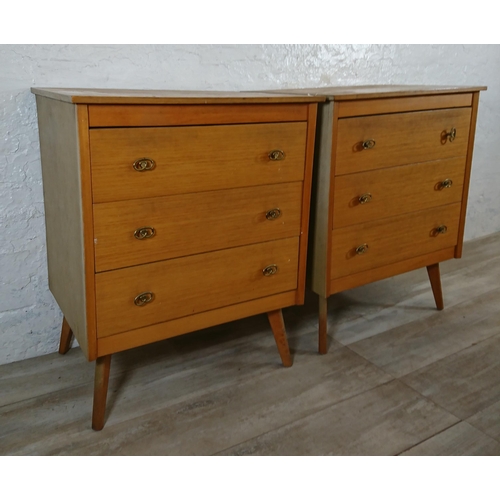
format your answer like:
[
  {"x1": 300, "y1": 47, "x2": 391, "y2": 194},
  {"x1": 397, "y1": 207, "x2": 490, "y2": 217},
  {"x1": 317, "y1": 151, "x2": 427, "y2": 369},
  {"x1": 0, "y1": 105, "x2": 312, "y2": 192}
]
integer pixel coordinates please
[
  {"x1": 268, "y1": 149, "x2": 286, "y2": 161},
  {"x1": 134, "y1": 227, "x2": 156, "y2": 240},
  {"x1": 358, "y1": 193, "x2": 373, "y2": 204},
  {"x1": 266, "y1": 208, "x2": 282, "y2": 220},
  {"x1": 436, "y1": 225, "x2": 448, "y2": 235},
  {"x1": 263, "y1": 264, "x2": 278, "y2": 276},
  {"x1": 133, "y1": 158, "x2": 156, "y2": 171},
  {"x1": 355, "y1": 244, "x2": 369, "y2": 255},
  {"x1": 134, "y1": 292, "x2": 155, "y2": 306},
  {"x1": 446, "y1": 128, "x2": 457, "y2": 142},
  {"x1": 362, "y1": 139, "x2": 376, "y2": 150},
  {"x1": 440, "y1": 179, "x2": 453, "y2": 189}
]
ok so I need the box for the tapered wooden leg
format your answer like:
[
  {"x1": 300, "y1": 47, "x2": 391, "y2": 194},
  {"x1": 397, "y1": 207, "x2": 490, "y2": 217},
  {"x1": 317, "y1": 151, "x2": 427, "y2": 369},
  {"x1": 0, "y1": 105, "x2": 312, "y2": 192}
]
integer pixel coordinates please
[
  {"x1": 92, "y1": 355, "x2": 112, "y2": 431},
  {"x1": 267, "y1": 309, "x2": 292, "y2": 367},
  {"x1": 427, "y1": 263, "x2": 444, "y2": 310},
  {"x1": 58, "y1": 316, "x2": 73, "y2": 355},
  {"x1": 319, "y1": 295, "x2": 328, "y2": 355}
]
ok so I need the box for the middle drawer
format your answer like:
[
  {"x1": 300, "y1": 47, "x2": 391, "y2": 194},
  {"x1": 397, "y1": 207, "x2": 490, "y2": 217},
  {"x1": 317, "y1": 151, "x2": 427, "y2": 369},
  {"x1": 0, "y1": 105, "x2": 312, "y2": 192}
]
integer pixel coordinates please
[
  {"x1": 93, "y1": 183, "x2": 303, "y2": 272},
  {"x1": 332, "y1": 157, "x2": 466, "y2": 228}
]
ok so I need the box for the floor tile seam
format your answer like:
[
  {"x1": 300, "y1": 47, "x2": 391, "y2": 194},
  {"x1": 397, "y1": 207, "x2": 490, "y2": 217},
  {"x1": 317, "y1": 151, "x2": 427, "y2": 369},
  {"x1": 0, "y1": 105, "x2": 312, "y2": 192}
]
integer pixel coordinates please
[
  {"x1": 395, "y1": 376, "x2": 465, "y2": 421},
  {"x1": 395, "y1": 329, "x2": 500, "y2": 383},
  {"x1": 211, "y1": 379, "x2": 397, "y2": 456},
  {"x1": 0, "y1": 356, "x2": 227, "y2": 410},
  {"x1": 346, "y1": 318, "x2": 500, "y2": 380},
  {"x1": 332, "y1": 301, "x2": 469, "y2": 349},
  {"x1": 64, "y1": 378, "x2": 397, "y2": 457},
  {"x1": 0, "y1": 381, "x2": 94, "y2": 411},
  {"x1": 465, "y1": 418, "x2": 500, "y2": 445},
  {"x1": 395, "y1": 420, "x2": 464, "y2": 455},
  {"x1": 0, "y1": 353, "x2": 280, "y2": 412},
  {"x1": 341, "y1": 284, "x2": 500, "y2": 350},
  {"x1": 343, "y1": 344, "x2": 398, "y2": 379},
  {"x1": 310, "y1": 263, "x2": 500, "y2": 340},
  {"x1": 54, "y1": 356, "x2": 386, "y2": 438},
  {"x1": 440, "y1": 255, "x2": 500, "y2": 279}
]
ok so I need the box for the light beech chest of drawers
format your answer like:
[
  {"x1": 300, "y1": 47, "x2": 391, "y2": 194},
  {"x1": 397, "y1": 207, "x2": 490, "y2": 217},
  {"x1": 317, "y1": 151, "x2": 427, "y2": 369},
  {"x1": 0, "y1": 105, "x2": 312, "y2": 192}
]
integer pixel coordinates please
[
  {"x1": 32, "y1": 88, "x2": 321, "y2": 430},
  {"x1": 283, "y1": 85, "x2": 486, "y2": 353}
]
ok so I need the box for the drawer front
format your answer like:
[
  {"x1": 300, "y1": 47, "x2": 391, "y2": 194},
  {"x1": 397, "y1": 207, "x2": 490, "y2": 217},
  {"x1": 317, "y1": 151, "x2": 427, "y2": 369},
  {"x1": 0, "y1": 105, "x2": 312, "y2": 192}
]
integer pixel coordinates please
[
  {"x1": 93, "y1": 182, "x2": 303, "y2": 272},
  {"x1": 330, "y1": 203, "x2": 461, "y2": 279},
  {"x1": 95, "y1": 237, "x2": 299, "y2": 337},
  {"x1": 333, "y1": 157, "x2": 466, "y2": 228},
  {"x1": 90, "y1": 122, "x2": 307, "y2": 203},
  {"x1": 336, "y1": 107, "x2": 471, "y2": 175}
]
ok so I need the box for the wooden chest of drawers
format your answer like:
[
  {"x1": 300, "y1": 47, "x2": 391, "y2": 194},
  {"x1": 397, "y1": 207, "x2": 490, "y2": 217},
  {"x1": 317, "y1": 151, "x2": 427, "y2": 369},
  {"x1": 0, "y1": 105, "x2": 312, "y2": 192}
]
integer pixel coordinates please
[
  {"x1": 32, "y1": 88, "x2": 321, "y2": 429},
  {"x1": 297, "y1": 85, "x2": 486, "y2": 352}
]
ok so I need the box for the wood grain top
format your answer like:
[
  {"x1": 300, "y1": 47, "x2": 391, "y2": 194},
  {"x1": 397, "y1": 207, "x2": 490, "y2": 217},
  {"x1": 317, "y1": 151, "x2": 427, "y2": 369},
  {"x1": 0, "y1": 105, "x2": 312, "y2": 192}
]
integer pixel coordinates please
[
  {"x1": 262, "y1": 85, "x2": 487, "y2": 101},
  {"x1": 30, "y1": 87, "x2": 325, "y2": 104}
]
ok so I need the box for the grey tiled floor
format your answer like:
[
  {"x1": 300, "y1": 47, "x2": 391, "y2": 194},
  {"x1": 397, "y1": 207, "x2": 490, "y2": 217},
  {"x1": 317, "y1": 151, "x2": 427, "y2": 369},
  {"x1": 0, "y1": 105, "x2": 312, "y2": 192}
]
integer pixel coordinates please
[{"x1": 1, "y1": 233, "x2": 499, "y2": 455}]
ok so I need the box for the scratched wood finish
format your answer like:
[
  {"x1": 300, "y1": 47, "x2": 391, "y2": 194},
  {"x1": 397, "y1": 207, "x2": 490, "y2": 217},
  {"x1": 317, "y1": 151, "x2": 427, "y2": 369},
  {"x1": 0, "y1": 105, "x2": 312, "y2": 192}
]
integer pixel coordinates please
[
  {"x1": 261, "y1": 84, "x2": 487, "y2": 101},
  {"x1": 31, "y1": 87, "x2": 325, "y2": 104}
]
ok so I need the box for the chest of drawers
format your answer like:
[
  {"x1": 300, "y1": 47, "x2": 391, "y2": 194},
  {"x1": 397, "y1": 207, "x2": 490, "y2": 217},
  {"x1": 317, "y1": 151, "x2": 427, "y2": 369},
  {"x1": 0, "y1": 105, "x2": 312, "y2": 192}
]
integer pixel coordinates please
[
  {"x1": 295, "y1": 85, "x2": 486, "y2": 352},
  {"x1": 32, "y1": 88, "x2": 321, "y2": 429}
]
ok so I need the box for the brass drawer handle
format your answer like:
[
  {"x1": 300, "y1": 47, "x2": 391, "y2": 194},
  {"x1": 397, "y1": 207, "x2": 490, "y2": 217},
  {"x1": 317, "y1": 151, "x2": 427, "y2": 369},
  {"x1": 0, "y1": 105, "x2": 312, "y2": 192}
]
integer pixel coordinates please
[
  {"x1": 268, "y1": 149, "x2": 286, "y2": 161},
  {"x1": 445, "y1": 128, "x2": 456, "y2": 142},
  {"x1": 435, "y1": 225, "x2": 448, "y2": 235},
  {"x1": 134, "y1": 291, "x2": 155, "y2": 306},
  {"x1": 134, "y1": 227, "x2": 156, "y2": 240},
  {"x1": 362, "y1": 139, "x2": 376, "y2": 150},
  {"x1": 440, "y1": 179, "x2": 453, "y2": 189},
  {"x1": 263, "y1": 264, "x2": 278, "y2": 276},
  {"x1": 355, "y1": 244, "x2": 369, "y2": 255},
  {"x1": 133, "y1": 158, "x2": 156, "y2": 172},
  {"x1": 358, "y1": 193, "x2": 373, "y2": 204},
  {"x1": 266, "y1": 208, "x2": 281, "y2": 220}
]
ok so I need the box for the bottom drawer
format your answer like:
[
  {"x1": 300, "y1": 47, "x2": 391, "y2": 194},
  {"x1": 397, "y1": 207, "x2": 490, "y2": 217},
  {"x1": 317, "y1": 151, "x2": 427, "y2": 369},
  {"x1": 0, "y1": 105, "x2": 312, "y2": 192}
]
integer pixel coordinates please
[
  {"x1": 96, "y1": 237, "x2": 299, "y2": 337},
  {"x1": 330, "y1": 203, "x2": 461, "y2": 279}
]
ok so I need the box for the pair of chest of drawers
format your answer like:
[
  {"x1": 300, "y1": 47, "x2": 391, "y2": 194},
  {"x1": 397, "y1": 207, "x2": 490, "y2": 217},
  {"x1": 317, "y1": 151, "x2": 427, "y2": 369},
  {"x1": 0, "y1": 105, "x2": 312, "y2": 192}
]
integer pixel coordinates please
[
  {"x1": 32, "y1": 88, "x2": 321, "y2": 429},
  {"x1": 298, "y1": 85, "x2": 486, "y2": 352},
  {"x1": 33, "y1": 86, "x2": 485, "y2": 430}
]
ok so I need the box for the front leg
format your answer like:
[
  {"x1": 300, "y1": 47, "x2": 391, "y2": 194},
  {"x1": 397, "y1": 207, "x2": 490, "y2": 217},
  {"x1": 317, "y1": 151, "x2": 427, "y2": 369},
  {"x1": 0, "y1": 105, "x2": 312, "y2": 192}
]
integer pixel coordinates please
[
  {"x1": 267, "y1": 309, "x2": 292, "y2": 367},
  {"x1": 426, "y1": 263, "x2": 444, "y2": 310},
  {"x1": 92, "y1": 355, "x2": 112, "y2": 431}
]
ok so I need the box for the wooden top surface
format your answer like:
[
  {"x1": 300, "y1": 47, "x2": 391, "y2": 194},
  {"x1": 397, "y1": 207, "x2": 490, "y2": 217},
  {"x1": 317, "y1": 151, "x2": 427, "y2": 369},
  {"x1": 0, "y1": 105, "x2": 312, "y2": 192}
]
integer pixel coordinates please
[
  {"x1": 262, "y1": 85, "x2": 487, "y2": 101},
  {"x1": 30, "y1": 88, "x2": 325, "y2": 104}
]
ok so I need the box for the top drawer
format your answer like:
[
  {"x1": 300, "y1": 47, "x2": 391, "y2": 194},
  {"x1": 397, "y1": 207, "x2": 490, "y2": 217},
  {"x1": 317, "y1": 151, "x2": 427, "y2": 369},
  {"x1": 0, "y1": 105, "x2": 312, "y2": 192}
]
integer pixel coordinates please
[
  {"x1": 90, "y1": 122, "x2": 307, "y2": 203},
  {"x1": 335, "y1": 107, "x2": 471, "y2": 175}
]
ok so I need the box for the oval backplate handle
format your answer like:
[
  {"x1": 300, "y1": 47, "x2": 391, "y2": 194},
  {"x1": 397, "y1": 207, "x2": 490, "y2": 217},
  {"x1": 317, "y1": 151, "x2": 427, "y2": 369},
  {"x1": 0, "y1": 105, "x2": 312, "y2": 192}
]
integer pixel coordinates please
[
  {"x1": 268, "y1": 150, "x2": 286, "y2": 161},
  {"x1": 134, "y1": 292, "x2": 155, "y2": 306},
  {"x1": 134, "y1": 227, "x2": 156, "y2": 240},
  {"x1": 263, "y1": 264, "x2": 278, "y2": 276},
  {"x1": 133, "y1": 158, "x2": 156, "y2": 172}
]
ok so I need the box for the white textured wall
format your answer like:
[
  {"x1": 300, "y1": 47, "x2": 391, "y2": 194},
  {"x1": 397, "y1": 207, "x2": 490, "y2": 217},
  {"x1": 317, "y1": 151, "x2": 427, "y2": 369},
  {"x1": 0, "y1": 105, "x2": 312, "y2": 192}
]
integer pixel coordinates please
[{"x1": 1, "y1": 44, "x2": 499, "y2": 365}]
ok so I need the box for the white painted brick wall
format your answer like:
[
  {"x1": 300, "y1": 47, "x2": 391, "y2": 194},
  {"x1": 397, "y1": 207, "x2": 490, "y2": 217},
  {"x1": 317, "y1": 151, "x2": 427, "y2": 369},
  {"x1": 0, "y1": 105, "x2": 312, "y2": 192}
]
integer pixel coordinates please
[{"x1": 1, "y1": 44, "x2": 499, "y2": 365}]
